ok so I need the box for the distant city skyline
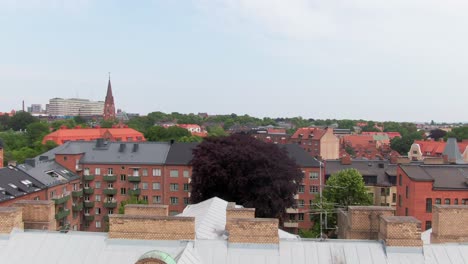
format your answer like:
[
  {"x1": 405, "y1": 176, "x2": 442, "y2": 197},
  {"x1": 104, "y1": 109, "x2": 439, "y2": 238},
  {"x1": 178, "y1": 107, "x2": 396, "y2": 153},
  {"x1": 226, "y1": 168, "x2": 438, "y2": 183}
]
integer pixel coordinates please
[{"x1": 1, "y1": 1, "x2": 468, "y2": 123}]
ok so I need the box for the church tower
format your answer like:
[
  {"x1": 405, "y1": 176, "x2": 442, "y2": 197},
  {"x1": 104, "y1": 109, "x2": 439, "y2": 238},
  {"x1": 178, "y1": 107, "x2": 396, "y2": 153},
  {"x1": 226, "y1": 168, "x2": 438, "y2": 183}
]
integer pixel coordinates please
[{"x1": 103, "y1": 75, "x2": 116, "y2": 120}]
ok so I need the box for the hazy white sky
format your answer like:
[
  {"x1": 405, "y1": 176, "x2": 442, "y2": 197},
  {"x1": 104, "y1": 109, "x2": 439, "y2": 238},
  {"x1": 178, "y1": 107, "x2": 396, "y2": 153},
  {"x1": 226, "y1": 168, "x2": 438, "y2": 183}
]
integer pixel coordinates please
[{"x1": 1, "y1": 0, "x2": 468, "y2": 122}]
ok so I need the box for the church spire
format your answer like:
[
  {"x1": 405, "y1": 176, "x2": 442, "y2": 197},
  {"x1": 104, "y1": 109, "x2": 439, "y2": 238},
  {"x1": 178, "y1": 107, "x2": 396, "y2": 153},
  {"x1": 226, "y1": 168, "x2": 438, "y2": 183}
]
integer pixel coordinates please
[{"x1": 103, "y1": 73, "x2": 116, "y2": 120}]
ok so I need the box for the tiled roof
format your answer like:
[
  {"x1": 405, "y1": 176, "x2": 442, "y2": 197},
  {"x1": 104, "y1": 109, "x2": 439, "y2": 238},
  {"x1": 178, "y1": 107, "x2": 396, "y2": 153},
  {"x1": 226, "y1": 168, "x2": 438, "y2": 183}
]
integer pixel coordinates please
[
  {"x1": 42, "y1": 127, "x2": 145, "y2": 144},
  {"x1": 400, "y1": 164, "x2": 468, "y2": 190},
  {"x1": 325, "y1": 160, "x2": 396, "y2": 186},
  {"x1": 413, "y1": 140, "x2": 468, "y2": 156},
  {"x1": 291, "y1": 127, "x2": 327, "y2": 140}
]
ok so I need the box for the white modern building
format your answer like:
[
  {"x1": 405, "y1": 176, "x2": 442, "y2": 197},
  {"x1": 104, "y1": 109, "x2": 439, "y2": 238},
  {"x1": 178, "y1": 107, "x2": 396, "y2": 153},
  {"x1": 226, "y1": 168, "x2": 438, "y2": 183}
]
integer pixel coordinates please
[{"x1": 46, "y1": 98, "x2": 104, "y2": 116}]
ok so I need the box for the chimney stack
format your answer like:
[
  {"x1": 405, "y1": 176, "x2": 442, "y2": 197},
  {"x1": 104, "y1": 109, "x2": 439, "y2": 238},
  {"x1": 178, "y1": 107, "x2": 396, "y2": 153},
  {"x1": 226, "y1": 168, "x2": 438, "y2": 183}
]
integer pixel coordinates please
[
  {"x1": 378, "y1": 216, "x2": 423, "y2": 247},
  {"x1": 0, "y1": 207, "x2": 23, "y2": 234},
  {"x1": 340, "y1": 155, "x2": 352, "y2": 165},
  {"x1": 124, "y1": 204, "x2": 168, "y2": 217},
  {"x1": 431, "y1": 205, "x2": 468, "y2": 243},
  {"x1": 13, "y1": 200, "x2": 57, "y2": 230}
]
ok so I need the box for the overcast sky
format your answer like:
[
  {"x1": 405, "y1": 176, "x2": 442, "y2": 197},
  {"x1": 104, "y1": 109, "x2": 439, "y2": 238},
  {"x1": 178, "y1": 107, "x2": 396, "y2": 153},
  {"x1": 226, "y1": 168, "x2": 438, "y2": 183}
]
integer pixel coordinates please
[{"x1": 1, "y1": 0, "x2": 468, "y2": 122}]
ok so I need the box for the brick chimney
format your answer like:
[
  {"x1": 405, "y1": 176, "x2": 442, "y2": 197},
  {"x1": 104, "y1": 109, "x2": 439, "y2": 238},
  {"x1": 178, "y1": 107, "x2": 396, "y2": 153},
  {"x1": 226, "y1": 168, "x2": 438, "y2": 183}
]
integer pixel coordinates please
[
  {"x1": 13, "y1": 200, "x2": 57, "y2": 230},
  {"x1": 108, "y1": 213, "x2": 195, "y2": 240},
  {"x1": 337, "y1": 206, "x2": 395, "y2": 240},
  {"x1": 226, "y1": 218, "x2": 279, "y2": 244},
  {"x1": 226, "y1": 208, "x2": 255, "y2": 220},
  {"x1": 124, "y1": 204, "x2": 168, "y2": 217},
  {"x1": 0, "y1": 207, "x2": 23, "y2": 234},
  {"x1": 431, "y1": 205, "x2": 468, "y2": 243},
  {"x1": 378, "y1": 216, "x2": 423, "y2": 247}
]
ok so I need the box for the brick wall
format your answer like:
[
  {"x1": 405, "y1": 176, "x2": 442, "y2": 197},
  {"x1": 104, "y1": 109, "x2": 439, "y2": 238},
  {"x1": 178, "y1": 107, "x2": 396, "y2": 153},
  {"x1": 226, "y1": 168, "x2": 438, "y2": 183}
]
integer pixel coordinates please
[
  {"x1": 125, "y1": 204, "x2": 168, "y2": 217},
  {"x1": 431, "y1": 205, "x2": 468, "y2": 243},
  {"x1": 108, "y1": 215, "x2": 195, "y2": 240},
  {"x1": 0, "y1": 207, "x2": 23, "y2": 233},
  {"x1": 378, "y1": 216, "x2": 422, "y2": 247},
  {"x1": 226, "y1": 218, "x2": 279, "y2": 244},
  {"x1": 226, "y1": 208, "x2": 255, "y2": 220},
  {"x1": 337, "y1": 206, "x2": 395, "y2": 240},
  {"x1": 13, "y1": 200, "x2": 56, "y2": 230}
]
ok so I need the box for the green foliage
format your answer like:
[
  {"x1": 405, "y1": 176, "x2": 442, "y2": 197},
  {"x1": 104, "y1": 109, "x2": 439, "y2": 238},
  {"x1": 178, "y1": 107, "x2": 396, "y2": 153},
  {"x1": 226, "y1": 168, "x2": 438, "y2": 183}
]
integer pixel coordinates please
[
  {"x1": 336, "y1": 120, "x2": 356, "y2": 130},
  {"x1": 144, "y1": 126, "x2": 191, "y2": 142},
  {"x1": 382, "y1": 122, "x2": 418, "y2": 137},
  {"x1": 207, "y1": 126, "x2": 227, "y2": 137},
  {"x1": 73, "y1": 116, "x2": 87, "y2": 125},
  {"x1": 8, "y1": 112, "x2": 38, "y2": 131},
  {"x1": 50, "y1": 119, "x2": 77, "y2": 130},
  {"x1": 344, "y1": 145, "x2": 355, "y2": 156},
  {"x1": 26, "y1": 122, "x2": 50, "y2": 144},
  {"x1": 178, "y1": 135, "x2": 203, "y2": 143},
  {"x1": 445, "y1": 126, "x2": 468, "y2": 141},
  {"x1": 100, "y1": 119, "x2": 118, "y2": 128},
  {"x1": 323, "y1": 169, "x2": 373, "y2": 207},
  {"x1": 307, "y1": 195, "x2": 337, "y2": 238},
  {"x1": 118, "y1": 196, "x2": 148, "y2": 214},
  {"x1": 0, "y1": 114, "x2": 10, "y2": 131},
  {"x1": 390, "y1": 131, "x2": 424, "y2": 154}
]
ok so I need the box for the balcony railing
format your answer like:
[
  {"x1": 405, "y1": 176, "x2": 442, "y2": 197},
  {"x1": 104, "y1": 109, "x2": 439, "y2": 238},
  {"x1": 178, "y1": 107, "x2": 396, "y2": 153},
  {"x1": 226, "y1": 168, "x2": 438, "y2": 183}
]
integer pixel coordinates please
[
  {"x1": 55, "y1": 209, "x2": 70, "y2": 220},
  {"x1": 283, "y1": 221, "x2": 299, "y2": 228},
  {"x1": 52, "y1": 193, "x2": 70, "y2": 205},
  {"x1": 72, "y1": 189, "x2": 83, "y2": 198},
  {"x1": 104, "y1": 200, "x2": 117, "y2": 208},
  {"x1": 83, "y1": 175, "x2": 95, "y2": 181},
  {"x1": 84, "y1": 214, "x2": 95, "y2": 221},
  {"x1": 83, "y1": 201, "x2": 95, "y2": 208},
  {"x1": 76, "y1": 165, "x2": 83, "y2": 171},
  {"x1": 128, "y1": 176, "x2": 141, "y2": 182},
  {"x1": 286, "y1": 208, "x2": 299, "y2": 214},
  {"x1": 103, "y1": 188, "x2": 117, "y2": 195},
  {"x1": 72, "y1": 203, "x2": 83, "y2": 212},
  {"x1": 128, "y1": 188, "x2": 141, "y2": 196},
  {"x1": 83, "y1": 187, "x2": 94, "y2": 195},
  {"x1": 103, "y1": 175, "x2": 117, "y2": 182}
]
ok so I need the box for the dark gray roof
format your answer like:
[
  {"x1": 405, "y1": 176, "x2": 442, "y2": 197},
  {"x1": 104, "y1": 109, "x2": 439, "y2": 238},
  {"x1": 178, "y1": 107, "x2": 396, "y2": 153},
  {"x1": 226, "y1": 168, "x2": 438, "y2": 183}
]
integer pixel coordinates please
[
  {"x1": 443, "y1": 138, "x2": 464, "y2": 164},
  {"x1": 17, "y1": 159, "x2": 80, "y2": 187},
  {"x1": 325, "y1": 160, "x2": 396, "y2": 186},
  {"x1": 165, "y1": 143, "x2": 199, "y2": 165},
  {"x1": 0, "y1": 166, "x2": 45, "y2": 203},
  {"x1": 282, "y1": 144, "x2": 321, "y2": 168},
  {"x1": 400, "y1": 164, "x2": 468, "y2": 190}
]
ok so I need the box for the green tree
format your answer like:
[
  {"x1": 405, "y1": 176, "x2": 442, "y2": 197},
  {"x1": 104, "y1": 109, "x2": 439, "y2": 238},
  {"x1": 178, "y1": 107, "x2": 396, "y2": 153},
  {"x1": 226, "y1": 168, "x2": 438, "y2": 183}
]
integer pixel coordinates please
[
  {"x1": 118, "y1": 196, "x2": 148, "y2": 214},
  {"x1": 144, "y1": 126, "x2": 191, "y2": 142},
  {"x1": 207, "y1": 126, "x2": 227, "y2": 137},
  {"x1": 100, "y1": 119, "x2": 117, "y2": 128},
  {"x1": 0, "y1": 114, "x2": 10, "y2": 131},
  {"x1": 50, "y1": 119, "x2": 77, "y2": 130},
  {"x1": 323, "y1": 169, "x2": 372, "y2": 207},
  {"x1": 390, "y1": 131, "x2": 424, "y2": 154},
  {"x1": 26, "y1": 122, "x2": 50, "y2": 145},
  {"x1": 445, "y1": 126, "x2": 468, "y2": 141},
  {"x1": 9, "y1": 112, "x2": 38, "y2": 131},
  {"x1": 178, "y1": 135, "x2": 203, "y2": 143}
]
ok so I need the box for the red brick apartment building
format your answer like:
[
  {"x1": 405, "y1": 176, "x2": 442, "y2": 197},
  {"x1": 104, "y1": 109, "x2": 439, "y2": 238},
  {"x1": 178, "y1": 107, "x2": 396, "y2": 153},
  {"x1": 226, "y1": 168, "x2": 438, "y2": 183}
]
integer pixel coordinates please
[
  {"x1": 396, "y1": 163, "x2": 468, "y2": 231},
  {"x1": 290, "y1": 127, "x2": 339, "y2": 160}
]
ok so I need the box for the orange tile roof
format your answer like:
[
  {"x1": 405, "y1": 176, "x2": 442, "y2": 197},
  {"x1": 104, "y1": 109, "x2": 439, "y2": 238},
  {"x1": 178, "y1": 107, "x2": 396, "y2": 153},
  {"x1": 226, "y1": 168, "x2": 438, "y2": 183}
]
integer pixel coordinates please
[
  {"x1": 42, "y1": 127, "x2": 145, "y2": 145},
  {"x1": 291, "y1": 127, "x2": 326, "y2": 140},
  {"x1": 361, "y1": 132, "x2": 401, "y2": 139},
  {"x1": 413, "y1": 140, "x2": 468, "y2": 156}
]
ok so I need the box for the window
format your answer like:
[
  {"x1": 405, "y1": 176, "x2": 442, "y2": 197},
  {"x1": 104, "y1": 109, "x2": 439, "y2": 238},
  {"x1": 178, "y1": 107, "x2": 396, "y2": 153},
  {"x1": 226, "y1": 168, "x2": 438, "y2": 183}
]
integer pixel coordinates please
[
  {"x1": 398, "y1": 195, "x2": 402, "y2": 207},
  {"x1": 298, "y1": 200, "x2": 305, "y2": 208},
  {"x1": 63, "y1": 156, "x2": 67, "y2": 161},
  {"x1": 309, "y1": 172, "x2": 319, "y2": 180},
  {"x1": 170, "y1": 170, "x2": 179, "y2": 177},
  {"x1": 426, "y1": 198, "x2": 432, "y2": 213},
  {"x1": 153, "y1": 169, "x2": 161, "y2": 176},
  {"x1": 183, "y1": 170, "x2": 190, "y2": 178},
  {"x1": 50, "y1": 191, "x2": 56, "y2": 198},
  {"x1": 142, "y1": 182, "x2": 148, "y2": 190},
  {"x1": 310, "y1": 185, "x2": 318, "y2": 193},
  {"x1": 95, "y1": 195, "x2": 101, "y2": 202},
  {"x1": 84, "y1": 182, "x2": 90, "y2": 188},
  {"x1": 170, "y1": 197, "x2": 178, "y2": 205},
  {"x1": 289, "y1": 214, "x2": 296, "y2": 221},
  {"x1": 298, "y1": 185, "x2": 305, "y2": 193},
  {"x1": 435, "y1": 198, "x2": 441, "y2": 205},
  {"x1": 84, "y1": 168, "x2": 90, "y2": 175},
  {"x1": 107, "y1": 168, "x2": 113, "y2": 175},
  {"x1": 95, "y1": 168, "x2": 101, "y2": 175},
  {"x1": 392, "y1": 193, "x2": 396, "y2": 203},
  {"x1": 96, "y1": 221, "x2": 101, "y2": 228},
  {"x1": 95, "y1": 181, "x2": 101, "y2": 189},
  {"x1": 107, "y1": 183, "x2": 113, "y2": 188},
  {"x1": 142, "y1": 195, "x2": 148, "y2": 202},
  {"x1": 405, "y1": 208, "x2": 408, "y2": 216},
  {"x1": 462, "y1": 199, "x2": 467, "y2": 205},
  {"x1": 170, "y1": 183, "x2": 179, "y2": 191},
  {"x1": 399, "y1": 174, "x2": 402, "y2": 186},
  {"x1": 84, "y1": 208, "x2": 90, "y2": 215},
  {"x1": 381, "y1": 188, "x2": 390, "y2": 196},
  {"x1": 444, "y1": 198, "x2": 450, "y2": 205},
  {"x1": 152, "y1": 182, "x2": 160, "y2": 190},
  {"x1": 153, "y1": 196, "x2": 161, "y2": 204},
  {"x1": 34, "y1": 196, "x2": 40, "y2": 200},
  {"x1": 405, "y1": 186, "x2": 409, "y2": 198},
  {"x1": 132, "y1": 168, "x2": 139, "y2": 176},
  {"x1": 120, "y1": 188, "x2": 126, "y2": 195},
  {"x1": 142, "y1": 169, "x2": 148, "y2": 176},
  {"x1": 95, "y1": 208, "x2": 101, "y2": 215},
  {"x1": 425, "y1": 221, "x2": 432, "y2": 230},
  {"x1": 73, "y1": 183, "x2": 78, "y2": 191},
  {"x1": 120, "y1": 174, "x2": 126, "y2": 181},
  {"x1": 84, "y1": 196, "x2": 90, "y2": 201},
  {"x1": 108, "y1": 209, "x2": 113, "y2": 215},
  {"x1": 298, "y1": 213, "x2": 304, "y2": 221},
  {"x1": 455, "y1": 199, "x2": 459, "y2": 205},
  {"x1": 184, "y1": 197, "x2": 190, "y2": 205},
  {"x1": 184, "y1": 183, "x2": 190, "y2": 192}
]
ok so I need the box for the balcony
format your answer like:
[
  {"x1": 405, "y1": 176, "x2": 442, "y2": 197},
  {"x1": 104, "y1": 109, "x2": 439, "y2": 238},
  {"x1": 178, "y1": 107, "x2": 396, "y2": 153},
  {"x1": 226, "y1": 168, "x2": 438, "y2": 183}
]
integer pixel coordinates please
[
  {"x1": 283, "y1": 221, "x2": 299, "y2": 228},
  {"x1": 286, "y1": 208, "x2": 299, "y2": 214},
  {"x1": 128, "y1": 176, "x2": 141, "y2": 182},
  {"x1": 128, "y1": 188, "x2": 141, "y2": 196},
  {"x1": 55, "y1": 209, "x2": 70, "y2": 220},
  {"x1": 104, "y1": 200, "x2": 117, "y2": 209},
  {"x1": 76, "y1": 165, "x2": 83, "y2": 171},
  {"x1": 83, "y1": 201, "x2": 95, "y2": 208},
  {"x1": 103, "y1": 175, "x2": 117, "y2": 182},
  {"x1": 72, "y1": 189, "x2": 83, "y2": 198},
  {"x1": 83, "y1": 174, "x2": 95, "y2": 181},
  {"x1": 83, "y1": 187, "x2": 94, "y2": 195},
  {"x1": 72, "y1": 203, "x2": 83, "y2": 212},
  {"x1": 84, "y1": 214, "x2": 95, "y2": 221},
  {"x1": 103, "y1": 188, "x2": 117, "y2": 195},
  {"x1": 52, "y1": 194, "x2": 70, "y2": 205}
]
